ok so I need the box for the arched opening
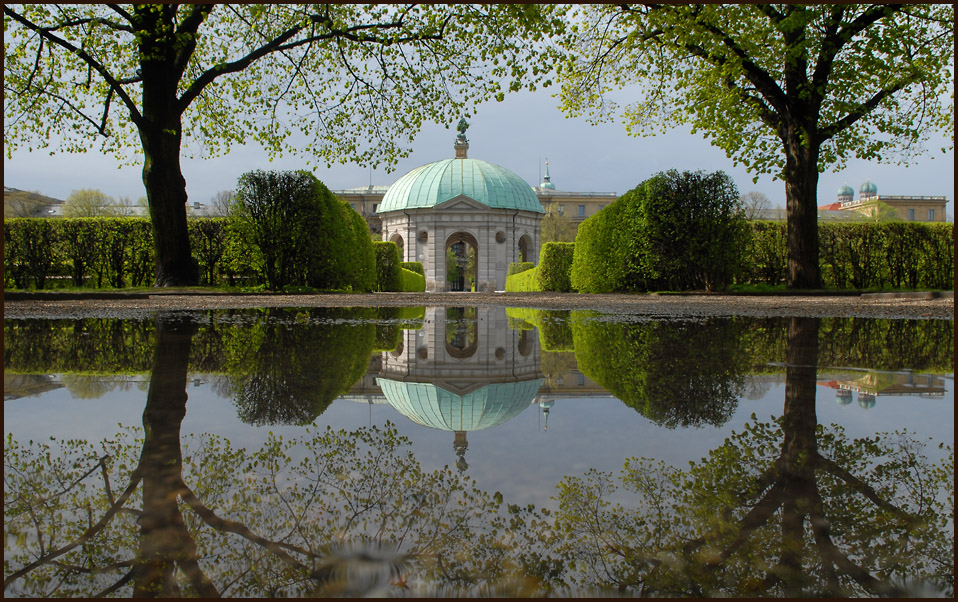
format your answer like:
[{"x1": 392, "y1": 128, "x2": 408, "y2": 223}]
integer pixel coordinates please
[
  {"x1": 444, "y1": 232, "x2": 478, "y2": 292},
  {"x1": 518, "y1": 234, "x2": 533, "y2": 263},
  {"x1": 444, "y1": 306, "x2": 478, "y2": 359},
  {"x1": 389, "y1": 233, "x2": 405, "y2": 260}
]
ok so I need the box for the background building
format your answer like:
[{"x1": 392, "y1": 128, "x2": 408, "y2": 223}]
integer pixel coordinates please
[{"x1": 819, "y1": 179, "x2": 949, "y2": 222}]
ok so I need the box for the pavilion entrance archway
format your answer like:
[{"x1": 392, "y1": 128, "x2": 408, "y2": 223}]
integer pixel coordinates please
[
  {"x1": 389, "y1": 233, "x2": 405, "y2": 259},
  {"x1": 518, "y1": 234, "x2": 533, "y2": 263},
  {"x1": 444, "y1": 232, "x2": 479, "y2": 292}
]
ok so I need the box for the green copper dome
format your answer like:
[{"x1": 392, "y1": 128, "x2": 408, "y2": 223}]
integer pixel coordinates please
[
  {"x1": 860, "y1": 179, "x2": 878, "y2": 194},
  {"x1": 379, "y1": 158, "x2": 544, "y2": 214},
  {"x1": 837, "y1": 183, "x2": 854, "y2": 196},
  {"x1": 378, "y1": 378, "x2": 544, "y2": 432}
]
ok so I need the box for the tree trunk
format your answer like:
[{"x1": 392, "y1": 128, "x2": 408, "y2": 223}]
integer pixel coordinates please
[
  {"x1": 140, "y1": 119, "x2": 197, "y2": 287},
  {"x1": 783, "y1": 135, "x2": 822, "y2": 289},
  {"x1": 137, "y1": 5, "x2": 198, "y2": 287}
]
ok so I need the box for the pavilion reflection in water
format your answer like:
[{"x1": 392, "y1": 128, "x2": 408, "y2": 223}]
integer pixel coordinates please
[{"x1": 344, "y1": 306, "x2": 591, "y2": 470}]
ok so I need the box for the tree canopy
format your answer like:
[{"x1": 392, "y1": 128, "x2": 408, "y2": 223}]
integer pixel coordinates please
[
  {"x1": 557, "y1": 4, "x2": 954, "y2": 288},
  {"x1": 4, "y1": 4, "x2": 564, "y2": 285}
]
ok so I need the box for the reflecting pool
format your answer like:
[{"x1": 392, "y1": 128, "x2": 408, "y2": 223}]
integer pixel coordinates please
[{"x1": 4, "y1": 306, "x2": 954, "y2": 597}]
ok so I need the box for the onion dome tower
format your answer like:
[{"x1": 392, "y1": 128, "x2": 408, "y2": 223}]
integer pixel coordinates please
[
  {"x1": 837, "y1": 183, "x2": 854, "y2": 204},
  {"x1": 859, "y1": 179, "x2": 878, "y2": 201}
]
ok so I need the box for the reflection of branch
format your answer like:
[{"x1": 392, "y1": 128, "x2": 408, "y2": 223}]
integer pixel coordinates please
[
  {"x1": 96, "y1": 568, "x2": 134, "y2": 597},
  {"x1": 683, "y1": 482, "x2": 785, "y2": 565},
  {"x1": 816, "y1": 455, "x2": 916, "y2": 523},
  {"x1": 3, "y1": 473, "x2": 143, "y2": 591},
  {"x1": 809, "y1": 501, "x2": 900, "y2": 596},
  {"x1": 179, "y1": 484, "x2": 332, "y2": 581}
]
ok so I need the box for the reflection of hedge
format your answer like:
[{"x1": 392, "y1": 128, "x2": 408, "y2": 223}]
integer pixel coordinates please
[
  {"x1": 218, "y1": 308, "x2": 378, "y2": 425},
  {"x1": 4, "y1": 318, "x2": 157, "y2": 373},
  {"x1": 505, "y1": 308, "x2": 573, "y2": 351},
  {"x1": 571, "y1": 313, "x2": 749, "y2": 428}
]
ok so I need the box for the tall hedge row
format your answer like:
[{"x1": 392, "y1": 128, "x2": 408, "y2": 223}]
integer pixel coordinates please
[
  {"x1": 4, "y1": 215, "x2": 378, "y2": 291},
  {"x1": 742, "y1": 221, "x2": 953, "y2": 289}
]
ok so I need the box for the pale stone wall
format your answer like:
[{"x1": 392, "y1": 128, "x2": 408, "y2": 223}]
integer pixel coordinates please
[{"x1": 381, "y1": 202, "x2": 542, "y2": 292}]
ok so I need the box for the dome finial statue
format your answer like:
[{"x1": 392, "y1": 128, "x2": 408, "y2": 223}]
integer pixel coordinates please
[{"x1": 454, "y1": 118, "x2": 470, "y2": 158}]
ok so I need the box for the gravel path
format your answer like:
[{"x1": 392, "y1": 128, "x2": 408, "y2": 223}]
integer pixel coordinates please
[{"x1": 3, "y1": 291, "x2": 953, "y2": 320}]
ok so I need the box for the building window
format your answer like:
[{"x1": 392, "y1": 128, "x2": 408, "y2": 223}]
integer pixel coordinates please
[
  {"x1": 577, "y1": 373, "x2": 585, "y2": 386},
  {"x1": 578, "y1": 205, "x2": 585, "y2": 217},
  {"x1": 908, "y1": 209, "x2": 915, "y2": 221},
  {"x1": 928, "y1": 209, "x2": 935, "y2": 220},
  {"x1": 350, "y1": 203, "x2": 356, "y2": 210},
  {"x1": 372, "y1": 203, "x2": 377, "y2": 214},
  {"x1": 557, "y1": 204, "x2": 564, "y2": 215}
]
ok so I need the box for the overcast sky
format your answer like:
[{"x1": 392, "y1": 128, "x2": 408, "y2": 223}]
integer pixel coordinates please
[{"x1": 4, "y1": 84, "x2": 954, "y2": 214}]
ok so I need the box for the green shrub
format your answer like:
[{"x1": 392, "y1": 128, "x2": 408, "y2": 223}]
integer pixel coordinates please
[
  {"x1": 373, "y1": 241, "x2": 403, "y2": 291},
  {"x1": 336, "y1": 203, "x2": 377, "y2": 292},
  {"x1": 570, "y1": 199, "x2": 635, "y2": 293},
  {"x1": 234, "y1": 170, "x2": 374, "y2": 291},
  {"x1": 399, "y1": 267, "x2": 426, "y2": 292},
  {"x1": 537, "y1": 242, "x2": 575, "y2": 292},
  {"x1": 59, "y1": 219, "x2": 101, "y2": 286},
  {"x1": 505, "y1": 266, "x2": 542, "y2": 291},
  {"x1": 189, "y1": 218, "x2": 227, "y2": 285},
  {"x1": 746, "y1": 221, "x2": 787, "y2": 286},
  {"x1": 572, "y1": 170, "x2": 749, "y2": 292},
  {"x1": 401, "y1": 261, "x2": 424, "y2": 276},
  {"x1": 9, "y1": 219, "x2": 58, "y2": 289},
  {"x1": 508, "y1": 261, "x2": 535, "y2": 276}
]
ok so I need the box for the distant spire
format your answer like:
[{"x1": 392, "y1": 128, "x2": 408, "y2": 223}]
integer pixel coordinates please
[
  {"x1": 454, "y1": 118, "x2": 469, "y2": 159},
  {"x1": 540, "y1": 158, "x2": 555, "y2": 190}
]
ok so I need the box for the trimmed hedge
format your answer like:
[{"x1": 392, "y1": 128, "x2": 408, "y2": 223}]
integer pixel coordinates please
[
  {"x1": 373, "y1": 241, "x2": 403, "y2": 291},
  {"x1": 399, "y1": 267, "x2": 426, "y2": 292},
  {"x1": 572, "y1": 170, "x2": 749, "y2": 293},
  {"x1": 537, "y1": 242, "x2": 575, "y2": 292},
  {"x1": 742, "y1": 221, "x2": 953, "y2": 289},
  {"x1": 508, "y1": 261, "x2": 535, "y2": 276},
  {"x1": 505, "y1": 266, "x2": 542, "y2": 292},
  {"x1": 3, "y1": 212, "x2": 380, "y2": 291},
  {"x1": 401, "y1": 261, "x2": 424, "y2": 276}
]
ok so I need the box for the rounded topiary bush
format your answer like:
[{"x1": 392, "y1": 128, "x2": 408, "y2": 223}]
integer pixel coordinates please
[
  {"x1": 537, "y1": 242, "x2": 575, "y2": 292},
  {"x1": 571, "y1": 169, "x2": 749, "y2": 293},
  {"x1": 374, "y1": 241, "x2": 403, "y2": 291},
  {"x1": 233, "y1": 170, "x2": 375, "y2": 291}
]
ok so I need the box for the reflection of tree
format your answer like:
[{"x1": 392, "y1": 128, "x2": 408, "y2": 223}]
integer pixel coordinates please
[
  {"x1": 224, "y1": 309, "x2": 376, "y2": 425},
  {"x1": 4, "y1": 312, "x2": 541, "y2": 597},
  {"x1": 551, "y1": 317, "x2": 954, "y2": 597},
  {"x1": 572, "y1": 316, "x2": 749, "y2": 428}
]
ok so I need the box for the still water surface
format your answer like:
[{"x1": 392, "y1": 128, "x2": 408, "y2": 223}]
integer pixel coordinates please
[{"x1": 4, "y1": 306, "x2": 954, "y2": 597}]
